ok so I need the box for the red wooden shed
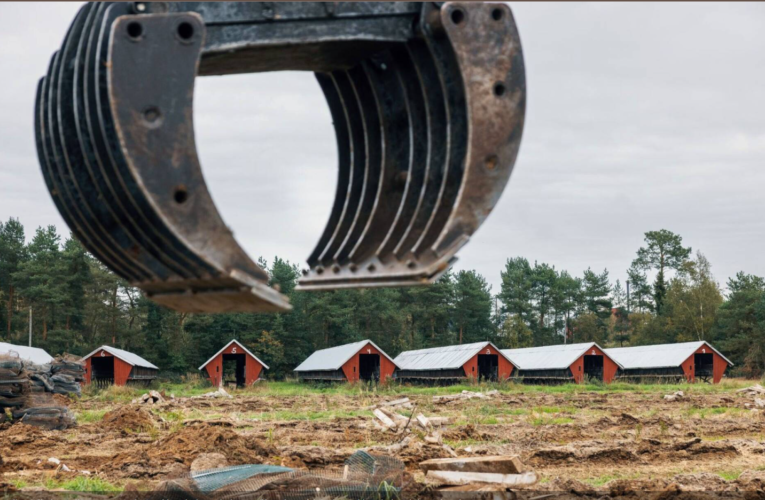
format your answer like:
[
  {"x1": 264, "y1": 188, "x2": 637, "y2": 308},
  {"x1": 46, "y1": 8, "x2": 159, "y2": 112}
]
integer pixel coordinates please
[
  {"x1": 82, "y1": 346, "x2": 158, "y2": 386},
  {"x1": 394, "y1": 341, "x2": 516, "y2": 382},
  {"x1": 199, "y1": 340, "x2": 268, "y2": 387},
  {"x1": 605, "y1": 341, "x2": 733, "y2": 384},
  {"x1": 502, "y1": 343, "x2": 620, "y2": 384},
  {"x1": 294, "y1": 340, "x2": 397, "y2": 383}
]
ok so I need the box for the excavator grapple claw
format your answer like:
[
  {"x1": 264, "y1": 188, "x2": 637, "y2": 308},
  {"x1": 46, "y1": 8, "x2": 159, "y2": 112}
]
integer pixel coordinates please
[{"x1": 36, "y1": 2, "x2": 525, "y2": 313}]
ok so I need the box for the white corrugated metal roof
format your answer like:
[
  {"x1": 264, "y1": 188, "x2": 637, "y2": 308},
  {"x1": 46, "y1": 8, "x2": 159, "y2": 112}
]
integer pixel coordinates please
[
  {"x1": 198, "y1": 339, "x2": 269, "y2": 371},
  {"x1": 394, "y1": 341, "x2": 515, "y2": 371},
  {"x1": 502, "y1": 342, "x2": 611, "y2": 370},
  {"x1": 294, "y1": 340, "x2": 396, "y2": 372},
  {"x1": 82, "y1": 346, "x2": 158, "y2": 370},
  {"x1": 605, "y1": 341, "x2": 733, "y2": 369},
  {"x1": 0, "y1": 342, "x2": 54, "y2": 366}
]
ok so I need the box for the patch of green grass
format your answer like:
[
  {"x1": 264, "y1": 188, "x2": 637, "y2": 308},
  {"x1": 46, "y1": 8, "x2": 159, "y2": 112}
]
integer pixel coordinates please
[
  {"x1": 716, "y1": 470, "x2": 741, "y2": 481},
  {"x1": 76, "y1": 409, "x2": 107, "y2": 423},
  {"x1": 9, "y1": 479, "x2": 28, "y2": 489},
  {"x1": 530, "y1": 416, "x2": 574, "y2": 426},
  {"x1": 44, "y1": 477, "x2": 122, "y2": 493},
  {"x1": 534, "y1": 405, "x2": 577, "y2": 414},
  {"x1": 153, "y1": 409, "x2": 184, "y2": 422}
]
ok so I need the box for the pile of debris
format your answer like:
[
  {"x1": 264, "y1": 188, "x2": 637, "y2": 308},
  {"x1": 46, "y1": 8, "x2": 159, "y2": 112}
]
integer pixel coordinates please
[
  {"x1": 50, "y1": 355, "x2": 86, "y2": 395},
  {"x1": 0, "y1": 353, "x2": 78, "y2": 430},
  {"x1": 422, "y1": 455, "x2": 538, "y2": 495},
  {"x1": 433, "y1": 390, "x2": 499, "y2": 404},
  {"x1": 27, "y1": 355, "x2": 85, "y2": 397},
  {"x1": 132, "y1": 390, "x2": 166, "y2": 405},
  {"x1": 0, "y1": 355, "x2": 28, "y2": 410},
  {"x1": 738, "y1": 384, "x2": 765, "y2": 409}
]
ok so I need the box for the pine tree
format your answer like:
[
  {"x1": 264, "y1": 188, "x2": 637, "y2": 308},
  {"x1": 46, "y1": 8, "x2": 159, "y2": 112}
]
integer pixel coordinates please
[
  {"x1": 0, "y1": 218, "x2": 27, "y2": 338},
  {"x1": 632, "y1": 230, "x2": 691, "y2": 314},
  {"x1": 453, "y1": 270, "x2": 493, "y2": 344}
]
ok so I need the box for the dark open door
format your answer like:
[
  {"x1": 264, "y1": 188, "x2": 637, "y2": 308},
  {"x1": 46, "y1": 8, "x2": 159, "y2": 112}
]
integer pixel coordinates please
[
  {"x1": 477, "y1": 354, "x2": 499, "y2": 381},
  {"x1": 694, "y1": 353, "x2": 714, "y2": 383},
  {"x1": 583, "y1": 355, "x2": 604, "y2": 382},
  {"x1": 359, "y1": 354, "x2": 380, "y2": 382},
  {"x1": 222, "y1": 353, "x2": 246, "y2": 387},
  {"x1": 91, "y1": 356, "x2": 115, "y2": 387}
]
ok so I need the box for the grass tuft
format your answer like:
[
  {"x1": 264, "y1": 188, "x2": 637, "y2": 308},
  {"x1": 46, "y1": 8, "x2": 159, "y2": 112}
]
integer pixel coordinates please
[{"x1": 44, "y1": 477, "x2": 122, "y2": 493}]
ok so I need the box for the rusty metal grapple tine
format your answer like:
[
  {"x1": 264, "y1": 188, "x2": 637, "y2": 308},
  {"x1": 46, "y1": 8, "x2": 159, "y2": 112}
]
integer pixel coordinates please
[
  {"x1": 376, "y1": 45, "x2": 429, "y2": 263},
  {"x1": 93, "y1": 4, "x2": 219, "y2": 280},
  {"x1": 38, "y1": 10, "x2": 139, "y2": 282},
  {"x1": 393, "y1": 40, "x2": 449, "y2": 260},
  {"x1": 306, "y1": 73, "x2": 351, "y2": 268},
  {"x1": 39, "y1": 1, "x2": 524, "y2": 311},
  {"x1": 298, "y1": 2, "x2": 525, "y2": 289},
  {"x1": 75, "y1": 3, "x2": 189, "y2": 281},
  {"x1": 56, "y1": 3, "x2": 158, "y2": 282}
]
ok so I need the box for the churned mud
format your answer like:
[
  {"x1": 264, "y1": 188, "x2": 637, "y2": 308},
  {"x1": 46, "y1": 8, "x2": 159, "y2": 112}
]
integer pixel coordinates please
[{"x1": 1, "y1": 383, "x2": 765, "y2": 496}]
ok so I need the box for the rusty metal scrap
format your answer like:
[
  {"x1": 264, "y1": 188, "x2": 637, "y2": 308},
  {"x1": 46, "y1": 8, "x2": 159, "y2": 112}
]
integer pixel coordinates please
[{"x1": 36, "y1": 2, "x2": 526, "y2": 313}]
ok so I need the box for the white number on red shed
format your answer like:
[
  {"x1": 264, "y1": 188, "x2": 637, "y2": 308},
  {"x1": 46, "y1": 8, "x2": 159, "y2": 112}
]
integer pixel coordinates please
[{"x1": 232, "y1": 347, "x2": 237, "y2": 354}]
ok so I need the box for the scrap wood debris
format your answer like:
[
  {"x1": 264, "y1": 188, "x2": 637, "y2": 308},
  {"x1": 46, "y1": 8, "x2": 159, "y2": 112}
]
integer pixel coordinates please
[
  {"x1": 420, "y1": 455, "x2": 537, "y2": 491},
  {"x1": 366, "y1": 397, "x2": 412, "y2": 410},
  {"x1": 191, "y1": 387, "x2": 233, "y2": 400},
  {"x1": 433, "y1": 390, "x2": 499, "y2": 404},
  {"x1": 736, "y1": 384, "x2": 765, "y2": 396}
]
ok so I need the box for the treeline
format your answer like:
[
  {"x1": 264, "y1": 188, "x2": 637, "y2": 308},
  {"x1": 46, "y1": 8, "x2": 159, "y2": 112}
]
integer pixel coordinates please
[{"x1": 0, "y1": 219, "x2": 763, "y2": 378}]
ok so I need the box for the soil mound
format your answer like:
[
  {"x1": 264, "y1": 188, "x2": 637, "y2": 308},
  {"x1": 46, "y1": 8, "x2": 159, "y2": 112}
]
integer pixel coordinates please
[
  {"x1": 150, "y1": 423, "x2": 276, "y2": 466},
  {"x1": 102, "y1": 406, "x2": 155, "y2": 433}
]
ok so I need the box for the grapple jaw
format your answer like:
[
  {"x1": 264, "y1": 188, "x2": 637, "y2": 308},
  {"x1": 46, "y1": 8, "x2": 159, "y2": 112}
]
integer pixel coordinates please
[{"x1": 35, "y1": 2, "x2": 525, "y2": 313}]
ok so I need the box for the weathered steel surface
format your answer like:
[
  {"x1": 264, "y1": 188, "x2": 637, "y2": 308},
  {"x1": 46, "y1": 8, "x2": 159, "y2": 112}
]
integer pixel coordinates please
[{"x1": 36, "y1": 2, "x2": 526, "y2": 313}]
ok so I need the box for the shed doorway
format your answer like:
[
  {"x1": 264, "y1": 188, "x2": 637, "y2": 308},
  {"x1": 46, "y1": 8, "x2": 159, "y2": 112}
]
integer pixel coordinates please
[
  {"x1": 91, "y1": 356, "x2": 114, "y2": 387},
  {"x1": 583, "y1": 355, "x2": 604, "y2": 382},
  {"x1": 694, "y1": 352, "x2": 714, "y2": 382},
  {"x1": 359, "y1": 354, "x2": 380, "y2": 382},
  {"x1": 477, "y1": 354, "x2": 499, "y2": 381},
  {"x1": 222, "y1": 353, "x2": 246, "y2": 388}
]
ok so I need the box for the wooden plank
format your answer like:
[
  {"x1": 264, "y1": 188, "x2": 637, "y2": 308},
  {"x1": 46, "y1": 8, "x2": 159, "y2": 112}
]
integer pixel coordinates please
[
  {"x1": 416, "y1": 414, "x2": 430, "y2": 428},
  {"x1": 426, "y1": 471, "x2": 538, "y2": 487},
  {"x1": 373, "y1": 409, "x2": 396, "y2": 429},
  {"x1": 365, "y1": 397, "x2": 410, "y2": 410},
  {"x1": 420, "y1": 456, "x2": 524, "y2": 474}
]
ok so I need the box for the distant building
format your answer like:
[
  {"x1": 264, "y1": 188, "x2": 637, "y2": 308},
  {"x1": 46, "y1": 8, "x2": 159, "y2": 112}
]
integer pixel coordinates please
[
  {"x1": 605, "y1": 341, "x2": 732, "y2": 383},
  {"x1": 81, "y1": 346, "x2": 158, "y2": 386},
  {"x1": 394, "y1": 341, "x2": 515, "y2": 383},
  {"x1": 295, "y1": 340, "x2": 397, "y2": 383},
  {"x1": 0, "y1": 342, "x2": 53, "y2": 366},
  {"x1": 199, "y1": 340, "x2": 268, "y2": 387},
  {"x1": 502, "y1": 342, "x2": 620, "y2": 384}
]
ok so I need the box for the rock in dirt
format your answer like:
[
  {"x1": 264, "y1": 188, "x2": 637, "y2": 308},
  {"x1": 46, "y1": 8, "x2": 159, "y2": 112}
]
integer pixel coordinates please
[
  {"x1": 190, "y1": 452, "x2": 229, "y2": 472},
  {"x1": 420, "y1": 456, "x2": 524, "y2": 474},
  {"x1": 664, "y1": 391, "x2": 685, "y2": 402},
  {"x1": 103, "y1": 406, "x2": 156, "y2": 433}
]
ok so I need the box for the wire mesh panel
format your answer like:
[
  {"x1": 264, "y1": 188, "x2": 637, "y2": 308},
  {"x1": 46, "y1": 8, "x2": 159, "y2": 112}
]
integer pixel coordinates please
[{"x1": 176, "y1": 451, "x2": 405, "y2": 500}]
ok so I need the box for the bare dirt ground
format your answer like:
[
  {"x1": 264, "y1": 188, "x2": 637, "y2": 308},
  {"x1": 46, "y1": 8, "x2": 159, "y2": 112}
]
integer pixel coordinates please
[{"x1": 2, "y1": 381, "x2": 765, "y2": 496}]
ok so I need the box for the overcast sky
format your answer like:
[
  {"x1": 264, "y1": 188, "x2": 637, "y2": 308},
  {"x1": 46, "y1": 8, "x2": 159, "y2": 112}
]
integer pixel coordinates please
[{"x1": 2, "y1": 2, "x2": 764, "y2": 295}]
